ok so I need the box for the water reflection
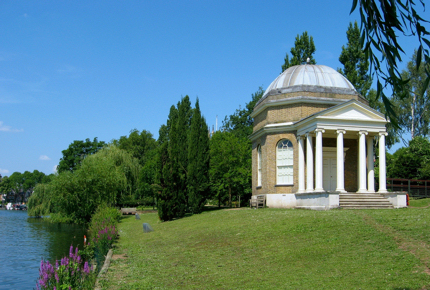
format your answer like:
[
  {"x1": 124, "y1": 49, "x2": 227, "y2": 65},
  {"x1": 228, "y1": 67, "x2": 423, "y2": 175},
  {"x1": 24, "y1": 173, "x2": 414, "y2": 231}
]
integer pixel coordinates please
[{"x1": 0, "y1": 210, "x2": 86, "y2": 290}]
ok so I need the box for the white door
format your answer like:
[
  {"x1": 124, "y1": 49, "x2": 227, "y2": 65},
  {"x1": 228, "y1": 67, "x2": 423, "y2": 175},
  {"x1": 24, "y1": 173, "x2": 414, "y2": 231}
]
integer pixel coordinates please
[{"x1": 323, "y1": 157, "x2": 337, "y2": 191}]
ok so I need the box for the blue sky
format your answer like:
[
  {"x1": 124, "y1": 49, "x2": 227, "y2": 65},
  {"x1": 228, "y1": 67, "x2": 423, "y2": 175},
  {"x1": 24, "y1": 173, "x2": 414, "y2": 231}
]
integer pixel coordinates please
[{"x1": 0, "y1": 1, "x2": 427, "y2": 176}]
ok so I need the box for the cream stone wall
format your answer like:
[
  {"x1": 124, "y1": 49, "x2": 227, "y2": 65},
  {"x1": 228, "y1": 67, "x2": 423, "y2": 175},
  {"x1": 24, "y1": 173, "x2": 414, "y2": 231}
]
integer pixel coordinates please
[
  {"x1": 252, "y1": 131, "x2": 298, "y2": 196},
  {"x1": 253, "y1": 103, "x2": 333, "y2": 132}
]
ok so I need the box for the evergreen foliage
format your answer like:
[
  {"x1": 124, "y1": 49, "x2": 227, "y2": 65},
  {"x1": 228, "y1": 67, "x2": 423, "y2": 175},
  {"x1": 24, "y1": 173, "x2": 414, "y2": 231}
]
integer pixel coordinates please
[
  {"x1": 156, "y1": 97, "x2": 211, "y2": 220},
  {"x1": 187, "y1": 99, "x2": 210, "y2": 214},
  {"x1": 338, "y1": 21, "x2": 372, "y2": 98},
  {"x1": 176, "y1": 96, "x2": 192, "y2": 206},
  {"x1": 282, "y1": 31, "x2": 316, "y2": 72}
]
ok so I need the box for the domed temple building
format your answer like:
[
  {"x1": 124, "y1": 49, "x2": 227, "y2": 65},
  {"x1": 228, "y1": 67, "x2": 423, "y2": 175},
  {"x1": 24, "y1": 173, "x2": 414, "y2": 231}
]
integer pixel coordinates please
[{"x1": 250, "y1": 64, "x2": 406, "y2": 209}]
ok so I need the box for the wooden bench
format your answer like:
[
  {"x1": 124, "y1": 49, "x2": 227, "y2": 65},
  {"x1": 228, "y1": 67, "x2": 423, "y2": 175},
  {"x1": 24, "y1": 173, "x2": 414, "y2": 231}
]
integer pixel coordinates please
[
  {"x1": 121, "y1": 208, "x2": 137, "y2": 215},
  {"x1": 249, "y1": 195, "x2": 266, "y2": 209}
]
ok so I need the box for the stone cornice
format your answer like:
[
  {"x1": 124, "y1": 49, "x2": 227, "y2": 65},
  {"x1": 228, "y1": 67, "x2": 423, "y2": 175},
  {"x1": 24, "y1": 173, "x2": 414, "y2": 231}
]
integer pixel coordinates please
[{"x1": 251, "y1": 96, "x2": 347, "y2": 118}]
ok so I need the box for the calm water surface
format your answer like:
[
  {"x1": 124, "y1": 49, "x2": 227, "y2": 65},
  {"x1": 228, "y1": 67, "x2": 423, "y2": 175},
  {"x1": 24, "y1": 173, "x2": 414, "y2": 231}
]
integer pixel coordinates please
[{"x1": 0, "y1": 210, "x2": 86, "y2": 290}]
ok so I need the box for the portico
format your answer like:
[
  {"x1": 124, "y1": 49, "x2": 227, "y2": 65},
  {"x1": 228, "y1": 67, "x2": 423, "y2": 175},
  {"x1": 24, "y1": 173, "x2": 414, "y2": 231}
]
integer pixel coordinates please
[
  {"x1": 295, "y1": 99, "x2": 389, "y2": 195},
  {"x1": 296, "y1": 128, "x2": 387, "y2": 194}
]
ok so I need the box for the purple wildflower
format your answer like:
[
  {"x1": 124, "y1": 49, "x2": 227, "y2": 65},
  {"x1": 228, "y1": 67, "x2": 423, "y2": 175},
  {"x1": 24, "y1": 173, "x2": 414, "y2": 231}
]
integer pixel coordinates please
[
  {"x1": 55, "y1": 272, "x2": 59, "y2": 282},
  {"x1": 84, "y1": 261, "x2": 90, "y2": 274},
  {"x1": 75, "y1": 246, "x2": 79, "y2": 260},
  {"x1": 69, "y1": 245, "x2": 74, "y2": 258}
]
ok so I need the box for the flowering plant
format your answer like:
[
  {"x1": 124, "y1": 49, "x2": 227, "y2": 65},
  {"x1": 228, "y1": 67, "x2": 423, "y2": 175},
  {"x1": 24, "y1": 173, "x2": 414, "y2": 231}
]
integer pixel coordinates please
[
  {"x1": 36, "y1": 245, "x2": 95, "y2": 290},
  {"x1": 93, "y1": 224, "x2": 117, "y2": 258}
]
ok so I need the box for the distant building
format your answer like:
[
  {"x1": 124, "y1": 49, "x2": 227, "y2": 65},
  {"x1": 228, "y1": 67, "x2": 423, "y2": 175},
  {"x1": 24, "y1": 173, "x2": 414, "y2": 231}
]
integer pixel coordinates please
[{"x1": 250, "y1": 64, "x2": 406, "y2": 209}]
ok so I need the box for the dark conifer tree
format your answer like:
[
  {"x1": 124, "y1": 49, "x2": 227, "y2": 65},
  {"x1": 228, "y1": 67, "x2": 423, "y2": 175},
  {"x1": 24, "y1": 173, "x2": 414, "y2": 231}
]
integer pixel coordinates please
[
  {"x1": 187, "y1": 98, "x2": 210, "y2": 213},
  {"x1": 176, "y1": 96, "x2": 192, "y2": 209},
  {"x1": 157, "y1": 105, "x2": 180, "y2": 221}
]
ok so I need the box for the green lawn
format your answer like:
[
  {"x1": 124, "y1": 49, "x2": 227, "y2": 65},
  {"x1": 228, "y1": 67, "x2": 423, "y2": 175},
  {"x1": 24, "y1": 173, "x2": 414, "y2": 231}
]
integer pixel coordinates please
[
  {"x1": 409, "y1": 198, "x2": 430, "y2": 208},
  {"x1": 98, "y1": 208, "x2": 430, "y2": 289}
]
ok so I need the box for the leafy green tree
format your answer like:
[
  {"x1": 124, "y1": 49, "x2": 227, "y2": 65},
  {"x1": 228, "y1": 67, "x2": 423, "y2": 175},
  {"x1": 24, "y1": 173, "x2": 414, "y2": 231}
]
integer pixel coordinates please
[
  {"x1": 0, "y1": 170, "x2": 50, "y2": 203},
  {"x1": 33, "y1": 145, "x2": 140, "y2": 223},
  {"x1": 222, "y1": 87, "x2": 264, "y2": 139},
  {"x1": 58, "y1": 138, "x2": 106, "y2": 173},
  {"x1": 387, "y1": 136, "x2": 430, "y2": 180},
  {"x1": 187, "y1": 98, "x2": 210, "y2": 214},
  {"x1": 338, "y1": 21, "x2": 372, "y2": 98},
  {"x1": 113, "y1": 129, "x2": 158, "y2": 206},
  {"x1": 282, "y1": 31, "x2": 316, "y2": 72},
  {"x1": 27, "y1": 183, "x2": 57, "y2": 217},
  {"x1": 395, "y1": 49, "x2": 430, "y2": 141},
  {"x1": 351, "y1": 0, "x2": 430, "y2": 128},
  {"x1": 209, "y1": 131, "x2": 251, "y2": 207},
  {"x1": 114, "y1": 129, "x2": 157, "y2": 166}
]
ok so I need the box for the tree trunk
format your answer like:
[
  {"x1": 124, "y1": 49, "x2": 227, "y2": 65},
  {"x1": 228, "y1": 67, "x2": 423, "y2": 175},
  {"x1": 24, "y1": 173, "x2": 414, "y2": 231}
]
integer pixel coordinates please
[
  {"x1": 229, "y1": 185, "x2": 232, "y2": 208},
  {"x1": 411, "y1": 93, "x2": 416, "y2": 139}
]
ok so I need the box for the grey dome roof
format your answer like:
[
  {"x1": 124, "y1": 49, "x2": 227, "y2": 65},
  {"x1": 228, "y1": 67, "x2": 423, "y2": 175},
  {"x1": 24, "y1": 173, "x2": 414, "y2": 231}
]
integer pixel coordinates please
[{"x1": 261, "y1": 64, "x2": 356, "y2": 100}]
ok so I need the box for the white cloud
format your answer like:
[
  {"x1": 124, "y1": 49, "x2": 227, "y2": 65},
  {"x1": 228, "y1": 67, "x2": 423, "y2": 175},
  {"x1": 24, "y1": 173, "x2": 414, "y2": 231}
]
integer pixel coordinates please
[
  {"x1": 39, "y1": 155, "x2": 51, "y2": 161},
  {"x1": 0, "y1": 168, "x2": 9, "y2": 175},
  {"x1": 53, "y1": 165, "x2": 58, "y2": 174},
  {"x1": 0, "y1": 121, "x2": 23, "y2": 132}
]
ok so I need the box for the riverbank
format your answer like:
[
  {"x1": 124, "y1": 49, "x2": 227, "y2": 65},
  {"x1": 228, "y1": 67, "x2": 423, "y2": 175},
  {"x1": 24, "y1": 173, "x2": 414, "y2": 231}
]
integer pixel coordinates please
[{"x1": 96, "y1": 206, "x2": 430, "y2": 289}]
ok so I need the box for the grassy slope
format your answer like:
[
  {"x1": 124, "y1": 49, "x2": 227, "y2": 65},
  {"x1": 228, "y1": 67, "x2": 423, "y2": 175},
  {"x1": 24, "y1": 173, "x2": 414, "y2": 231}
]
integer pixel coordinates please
[
  {"x1": 409, "y1": 198, "x2": 430, "y2": 208},
  {"x1": 99, "y1": 208, "x2": 430, "y2": 289}
]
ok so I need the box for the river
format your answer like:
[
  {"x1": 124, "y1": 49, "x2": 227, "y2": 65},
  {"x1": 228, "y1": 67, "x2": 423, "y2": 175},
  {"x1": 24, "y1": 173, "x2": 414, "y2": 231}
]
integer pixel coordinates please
[{"x1": 0, "y1": 210, "x2": 86, "y2": 290}]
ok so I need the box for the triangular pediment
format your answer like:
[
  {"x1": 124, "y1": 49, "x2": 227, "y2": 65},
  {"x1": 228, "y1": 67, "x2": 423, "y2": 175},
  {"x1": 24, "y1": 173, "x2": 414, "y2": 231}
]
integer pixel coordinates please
[{"x1": 316, "y1": 100, "x2": 387, "y2": 122}]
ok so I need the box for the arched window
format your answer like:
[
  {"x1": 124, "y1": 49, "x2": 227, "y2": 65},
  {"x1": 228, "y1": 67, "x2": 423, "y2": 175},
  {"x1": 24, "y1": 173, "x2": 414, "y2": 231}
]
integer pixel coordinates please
[
  {"x1": 277, "y1": 139, "x2": 293, "y2": 185},
  {"x1": 257, "y1": 145, "x2": 262, "y2": 186}
]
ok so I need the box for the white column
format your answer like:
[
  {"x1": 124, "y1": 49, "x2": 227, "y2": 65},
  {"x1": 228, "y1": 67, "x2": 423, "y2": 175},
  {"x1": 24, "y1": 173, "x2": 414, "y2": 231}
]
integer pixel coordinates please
[
  {"x1": 306, "y1": 133, "x2": 314, "y2": 192},
  {"x1": 314, "y1": 129, "x2": 325, "y2": 192},
  {"x1": 298, "y1": 135, "x2": 305, "y2": 193},
  {"x1": 357, "y1": 131, "x2": 368, "y2": 193},
  {"x1": 336, "y1": 130, "x2": 346, "y2": 193},
  {"x1": 378, "y1": 132, "x2": 388, "y2": 193},
  {"x1": 367, "y1": 136, "x2": 375, "y2": 193}
]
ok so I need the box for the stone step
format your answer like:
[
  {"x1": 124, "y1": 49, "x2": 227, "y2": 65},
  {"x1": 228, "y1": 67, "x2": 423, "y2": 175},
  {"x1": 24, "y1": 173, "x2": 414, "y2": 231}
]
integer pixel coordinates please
[
  {"x1": 339, "y1": 193, "x2": 394, "y2": 209},
  {"x1": 341, "y1": 205, "x2": 394, "y2": 209},
  {"x1": 340, "y1": 197, "x2": 388, "y2": 201},
  {"x1": 339, "y1": 200, "x2": 391, "y2": 205}
]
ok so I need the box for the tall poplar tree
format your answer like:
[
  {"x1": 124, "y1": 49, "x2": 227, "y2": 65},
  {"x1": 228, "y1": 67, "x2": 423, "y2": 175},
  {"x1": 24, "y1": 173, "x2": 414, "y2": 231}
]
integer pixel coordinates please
[
  {"x1": 282, "y1": 31, "x2": 316, "y2": 72},
  {"x1": 176, "y1": 96, "x2": 192, "y2": 207},
  {"x1": 338, "y1": 21, "x2": 372, "y2": 98},
  {"x1": 157, "y1": 105, "x2": 181, "y2": 221},
  {"x1": 187, "y1": 98, "x2": 210, "y2": 213}
]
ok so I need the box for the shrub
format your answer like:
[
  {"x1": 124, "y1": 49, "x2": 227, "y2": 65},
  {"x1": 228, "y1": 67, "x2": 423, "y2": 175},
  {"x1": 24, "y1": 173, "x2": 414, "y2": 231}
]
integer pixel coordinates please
[{"x1": 87, "y1": 204, "x2": 120, "y2": 268}]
